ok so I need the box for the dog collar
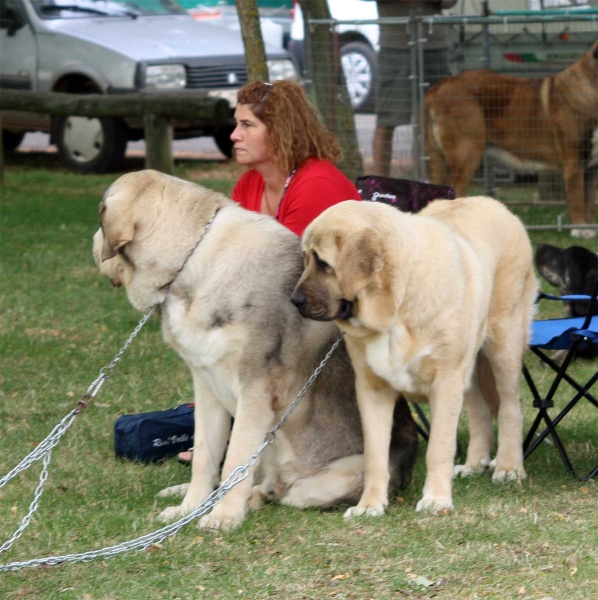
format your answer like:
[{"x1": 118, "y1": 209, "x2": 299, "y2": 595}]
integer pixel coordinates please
[{"x1": 160, "y1": 206, "x2": 221, "y2": 295}]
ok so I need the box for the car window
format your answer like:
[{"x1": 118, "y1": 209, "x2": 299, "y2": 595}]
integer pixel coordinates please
[{"x1": 30, "y1": 0, "x2": 187, "y2": 19}]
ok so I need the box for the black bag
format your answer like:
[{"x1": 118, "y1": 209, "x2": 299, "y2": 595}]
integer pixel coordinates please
[
  {"x1": 356, "y1": 175, "x2": 455, "y2": 213},
  {"x1": 114, "y1": 404, "x2": 194, "y2": 463}
]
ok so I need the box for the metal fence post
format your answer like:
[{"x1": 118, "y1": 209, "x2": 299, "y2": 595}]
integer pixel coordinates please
[
  {"x1": 416, "y1": 16, "x2": 428, "y2": 182},
  {"x1": 481, "y1": 19, "x2": 495, "y2": 196},
  {"x1": 409, "y1": 17, "x2": 421, "y2": 181}
]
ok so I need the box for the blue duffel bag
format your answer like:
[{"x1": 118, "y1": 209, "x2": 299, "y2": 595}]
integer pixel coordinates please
[{"x1": 114, "y1": 404, "x2": 194, "y2": 463}]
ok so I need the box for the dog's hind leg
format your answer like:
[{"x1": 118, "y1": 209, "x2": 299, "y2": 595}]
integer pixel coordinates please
[
  {"x1": 454, "y1": 356, "x2": 495, "y2": 478},
  {"x1": 484, "y1": 321, "x2": 530, "y2": 482},
  {"x1": 281, "y1": 455, "x2": 364, "y2": 509}
]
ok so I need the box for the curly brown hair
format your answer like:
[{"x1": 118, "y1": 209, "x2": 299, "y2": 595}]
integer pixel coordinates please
[{"x1": 236, "y1": 80, "x2": 342, "y2": 174}]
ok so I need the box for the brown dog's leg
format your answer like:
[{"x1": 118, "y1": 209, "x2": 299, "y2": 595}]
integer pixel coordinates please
[
  {"x1": 447, "y1": 138, "x2": 486, "y2": 198},
  {"x1": 562, "y1": 146, "x2": 594, "y2": 238}
]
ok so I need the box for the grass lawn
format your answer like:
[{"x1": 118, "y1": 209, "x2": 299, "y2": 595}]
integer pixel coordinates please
[{"x1": 0, "y1": 154, "x2": 597, "y2": 599}]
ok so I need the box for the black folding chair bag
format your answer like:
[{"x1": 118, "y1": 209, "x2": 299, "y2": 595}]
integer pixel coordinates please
[{"x1": 356, "y1": 175, "x2": 455, "y2": 213}]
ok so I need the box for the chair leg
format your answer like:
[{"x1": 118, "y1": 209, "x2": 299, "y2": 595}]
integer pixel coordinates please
[
  {"x1": 524, "y1": 406, "x2": 577, "y2": 478},
  {"x1": 529, "y1": 371, "x2": 598, "y2": 451},
  {"x1": 585, "y1": 464, "x2": 598, "y2": 481}
]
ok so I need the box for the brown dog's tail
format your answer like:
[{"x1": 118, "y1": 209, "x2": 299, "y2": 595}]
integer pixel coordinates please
[{"x1": 424, "y1": 97, "x2": 450, "y2": 187}]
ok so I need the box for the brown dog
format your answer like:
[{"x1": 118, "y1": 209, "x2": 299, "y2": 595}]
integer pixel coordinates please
[
  {"x1": 425, "y1": 41, "x2": 598, "y2": 238},
  {"x1": 292, "y1": 197, "x2": 538, "y2": 516}
]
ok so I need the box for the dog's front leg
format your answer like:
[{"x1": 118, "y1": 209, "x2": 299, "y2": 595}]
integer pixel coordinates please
[
  {"x1": 344, "y1": 362, "x2": 397, "y2": 520},
  {"x1": 158, "y1": 370, "x2": 231, "y2": 522},
  {"x1": 416, "y1": 375, "x2": 464, "y2": 513},
  {"x1": 199, "y1": 380, "x2": 275, "y2": 532}
]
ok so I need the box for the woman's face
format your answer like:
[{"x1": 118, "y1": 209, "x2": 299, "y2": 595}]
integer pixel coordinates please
[{"x1": 230, "y1": 104, "x2": 271, "y2": 168}]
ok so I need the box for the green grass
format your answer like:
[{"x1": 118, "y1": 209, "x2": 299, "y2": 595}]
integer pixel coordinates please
[{"x1": 0, "y1": 157, "x2": 597, "y2": 599}]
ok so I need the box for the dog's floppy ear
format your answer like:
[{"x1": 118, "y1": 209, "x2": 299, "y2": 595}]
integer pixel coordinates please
[
  {"x1": 99, "y1": 199, "x2": 135, "y2": 262},
  {"x1": 336, "y1": 231, "x2": 384, "y2": 300}
]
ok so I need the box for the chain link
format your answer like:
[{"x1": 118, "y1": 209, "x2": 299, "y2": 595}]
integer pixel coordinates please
[
  {"x1": 0, "y1": 329, "x2": 344, "y2": 572},
  {"x1": 0, "y1": 306, "x2": 155, "y2": 563}
]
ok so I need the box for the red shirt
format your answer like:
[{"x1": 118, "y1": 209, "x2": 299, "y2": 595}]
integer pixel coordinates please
[{"x1": 231, "y1": 158, "x2": 360, "y2": 236}]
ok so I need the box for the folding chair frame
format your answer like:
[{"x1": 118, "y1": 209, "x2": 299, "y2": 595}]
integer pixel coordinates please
[{"x1": 523, "y1": 280, "x2": 598, "y2": 480}]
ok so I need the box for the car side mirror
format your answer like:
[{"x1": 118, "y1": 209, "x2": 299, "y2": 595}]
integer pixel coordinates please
[{"x1": 0, "y1": 9, "x2": 26, "y2": 37}]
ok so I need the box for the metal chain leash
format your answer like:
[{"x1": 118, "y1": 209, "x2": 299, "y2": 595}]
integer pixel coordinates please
[
  {"x1": 0, "y1": 326, "x2": 344, "y2": 572},
  {"x1": 0, "y1": 306, "x2": 156, "y2": 556}
]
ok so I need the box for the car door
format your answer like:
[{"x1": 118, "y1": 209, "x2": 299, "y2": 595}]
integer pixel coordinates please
[{"x1": 0, "y1": 0, "x2": 47, "y2": 130}]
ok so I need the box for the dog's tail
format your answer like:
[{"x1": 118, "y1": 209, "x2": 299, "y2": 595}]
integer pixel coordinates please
[
  {"x1": 424, "y1": 101, "x2": 450, "y2": 187},
  {"x1": 476, "y1": 354, "x2": 500, "y2": 417}
]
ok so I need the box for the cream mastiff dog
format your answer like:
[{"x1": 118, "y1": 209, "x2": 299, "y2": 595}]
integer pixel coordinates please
[
  {"x1": 292, "y1": 196, "x2": 538, "y2": 515},
  {"x1": 93, "y1": 170, "x2": 418, "y2": 531}
]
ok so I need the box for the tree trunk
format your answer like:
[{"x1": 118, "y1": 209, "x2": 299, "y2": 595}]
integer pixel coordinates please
[
  {"x1": 235, "y1": 0, "x2": 269, "y2": 82},
  {"x1": 301, "y1": 0, "x2": 362, "y2": 182}
]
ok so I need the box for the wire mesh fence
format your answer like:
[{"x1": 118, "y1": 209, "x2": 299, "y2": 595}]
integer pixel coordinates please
[{"x1": 303, "y1": 8, "x2": 597, "y2": 233}]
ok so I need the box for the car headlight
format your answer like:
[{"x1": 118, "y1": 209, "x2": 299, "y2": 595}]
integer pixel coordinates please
[
  {"x1": 267, "y1": 59, "x2": 298, "y2": 82},
  {"x1": 145, "y1": 65, "x2": 186, "y2": 89}
]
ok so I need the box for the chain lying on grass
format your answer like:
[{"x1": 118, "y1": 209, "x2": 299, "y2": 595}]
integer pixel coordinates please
[
  {"x1": 0, "y1": 306, "x2": 156, "y2": 557},
  {"x1": 0, "y1": 320, "x2": 344, "y2": 572}
]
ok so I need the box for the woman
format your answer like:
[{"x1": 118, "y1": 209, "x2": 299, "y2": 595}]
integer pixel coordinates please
[
  {"x1": 177, "y1": 80, "x2": 360, "y2": 465},
  {"x1": 230, "y1": 79, "x2": 360, "y2": 236}
]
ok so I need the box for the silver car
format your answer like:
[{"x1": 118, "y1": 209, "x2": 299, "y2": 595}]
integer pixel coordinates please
[{"x1": 0, "y1": 0, "x2": 298, "y2": 172}]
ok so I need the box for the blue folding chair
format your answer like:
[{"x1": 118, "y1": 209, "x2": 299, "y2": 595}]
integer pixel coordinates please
[{"x1": 523, "y1": 279, "x2": 598, "y2": 480}]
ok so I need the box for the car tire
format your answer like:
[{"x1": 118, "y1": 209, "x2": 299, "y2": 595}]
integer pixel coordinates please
[
  {"x1": 53, "y1": 115, "x2": 128, "y2": 173},
  {"x1": 213, "y1": 125, "x2": 234, "y2": 159},
  {"x1": 2, "y1": 130, "x2": 25, "y2": 152},
  {"x1": 340, "y1": 41, "x2": 377, "y2": 113}
]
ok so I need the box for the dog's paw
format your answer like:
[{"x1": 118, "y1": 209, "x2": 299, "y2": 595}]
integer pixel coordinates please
[
  {"x1": 570, "y1": 228, "x2": 596, "y2": 240},
  {"x1": 158, "y1": 505, "x2": 190, "y2": 523},
  {"x1": 453, "y1": 457, "x2": 491, "y2": 478},
  {"x1": 343, "y1": 504, "x2": 386, "y2": 520},
  {"x1": 415, "y1": 497, "x2": 454, "y2": 514},
  {"x1": 198, "y1": 511, "x2": 244, "y2": 532},
  {"x1": 156, "y1": 483, "x2": 190, "y2": 498},
  {"x1": 492, "y1": 465, "x2": 526, "y2": 483}
]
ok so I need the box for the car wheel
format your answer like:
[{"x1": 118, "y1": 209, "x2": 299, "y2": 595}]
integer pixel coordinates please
[
  {"x1": 2, "y1": 130, "x2": 25, "y2": 152},
  {"x1": 340, "y1": 41, "x2": 377, "y2": 113},
  {"x1": 213, "y1": 125, "x2": 234, "y2": 159},
  {"x1": 53, "y1": 115, "x2": 128, "y2": 173}
]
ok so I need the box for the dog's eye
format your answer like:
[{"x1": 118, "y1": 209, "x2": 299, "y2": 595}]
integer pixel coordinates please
[
  {"x1": 312, "y1": 251, "x2": 330, "y2": 273},
  {"x1": 118, "y1": 245, "x2": 131, "y2": 264}
]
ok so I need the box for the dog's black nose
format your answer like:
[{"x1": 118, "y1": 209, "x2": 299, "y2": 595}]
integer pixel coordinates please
[{"x1": 291, "y1": 290, "x2": 307, "y2": 310}]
